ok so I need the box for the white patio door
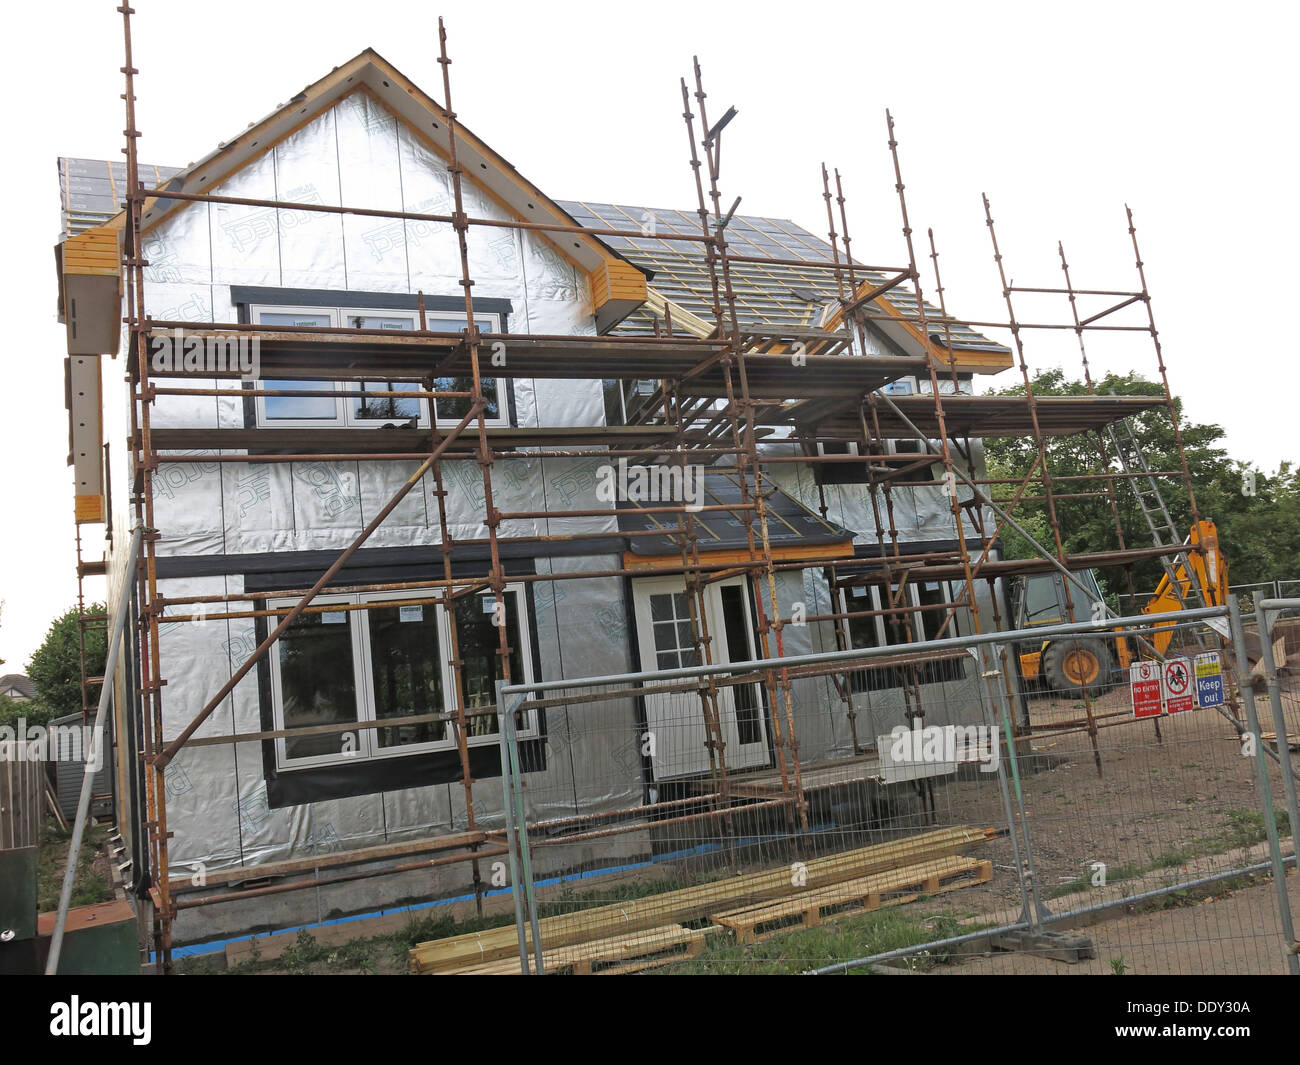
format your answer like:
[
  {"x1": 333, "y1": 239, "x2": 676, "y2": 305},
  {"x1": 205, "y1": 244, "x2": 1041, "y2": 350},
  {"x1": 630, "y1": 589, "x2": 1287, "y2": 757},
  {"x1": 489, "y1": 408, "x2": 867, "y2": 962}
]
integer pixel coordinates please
[{"x1": 632, "y1": 576, "x2": 768, "y2": 779}]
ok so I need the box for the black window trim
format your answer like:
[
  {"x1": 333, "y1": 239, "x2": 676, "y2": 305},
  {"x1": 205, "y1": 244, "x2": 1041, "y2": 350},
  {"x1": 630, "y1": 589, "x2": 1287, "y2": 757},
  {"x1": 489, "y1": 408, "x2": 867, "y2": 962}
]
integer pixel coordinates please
[{"x1": 252, "y1": 554, "x2": 547, "y2": 808}]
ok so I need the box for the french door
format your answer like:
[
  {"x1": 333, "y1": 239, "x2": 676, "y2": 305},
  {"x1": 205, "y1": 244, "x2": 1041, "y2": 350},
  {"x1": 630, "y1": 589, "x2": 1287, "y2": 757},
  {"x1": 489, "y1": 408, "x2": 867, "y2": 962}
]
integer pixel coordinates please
[{"x1": 631, "y1": 576, "x2": 768, "y2": 779}]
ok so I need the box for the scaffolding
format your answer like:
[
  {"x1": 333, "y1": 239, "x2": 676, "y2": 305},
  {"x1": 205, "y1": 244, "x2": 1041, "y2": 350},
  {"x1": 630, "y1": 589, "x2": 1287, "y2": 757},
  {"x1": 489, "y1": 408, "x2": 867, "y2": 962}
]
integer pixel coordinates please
[{"x1": 74, "y1": 6, "x2": 1222, "y2": 971}]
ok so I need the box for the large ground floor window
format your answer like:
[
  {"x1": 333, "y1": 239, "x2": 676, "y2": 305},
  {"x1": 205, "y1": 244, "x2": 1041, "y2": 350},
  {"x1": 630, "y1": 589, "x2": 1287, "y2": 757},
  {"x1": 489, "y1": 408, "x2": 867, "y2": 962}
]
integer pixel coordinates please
[{"x1": 266, "y1": 584, "x2": 536, "y2": 770}]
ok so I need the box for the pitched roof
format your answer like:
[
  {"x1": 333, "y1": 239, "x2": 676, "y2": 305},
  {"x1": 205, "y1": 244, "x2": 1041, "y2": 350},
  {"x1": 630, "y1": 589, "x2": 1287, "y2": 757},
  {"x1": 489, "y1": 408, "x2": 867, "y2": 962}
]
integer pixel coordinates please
[
  {"x1": 57, "y1": 50, "x2": 652, "y2": 330},
  {"x1": 0, "y1": 674, "x2": 36, "y2": 700},
  {"x1": 56, "y1": 160, "x2": 1004, "y2": 363},
  {"x1": 559, "y1": 200, "x2": 1010, "y2": 360},
  {"x1": 107, "y1": 51, "x2": 640, "y2": 278}
]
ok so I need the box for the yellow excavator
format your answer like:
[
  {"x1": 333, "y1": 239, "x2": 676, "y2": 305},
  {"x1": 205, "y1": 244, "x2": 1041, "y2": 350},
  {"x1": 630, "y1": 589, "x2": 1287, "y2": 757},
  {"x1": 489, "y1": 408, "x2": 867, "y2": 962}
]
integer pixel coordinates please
[{"x1": 1012, "y1": 520, "x2": 1229, "y2": 696}]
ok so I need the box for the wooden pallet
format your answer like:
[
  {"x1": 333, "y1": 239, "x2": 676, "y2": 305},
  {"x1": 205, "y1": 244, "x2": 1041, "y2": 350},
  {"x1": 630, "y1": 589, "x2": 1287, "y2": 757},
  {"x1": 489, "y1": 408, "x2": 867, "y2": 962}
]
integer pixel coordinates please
[
  {"x1": 446, "y1": 924, "x2": 715, "y2": 975},
  {"x1": 409, "y1": 825, "x2": 997, "y2": 972},
  {"x1": 710, "y1": 856, "x2": 993, "y2": 944}
]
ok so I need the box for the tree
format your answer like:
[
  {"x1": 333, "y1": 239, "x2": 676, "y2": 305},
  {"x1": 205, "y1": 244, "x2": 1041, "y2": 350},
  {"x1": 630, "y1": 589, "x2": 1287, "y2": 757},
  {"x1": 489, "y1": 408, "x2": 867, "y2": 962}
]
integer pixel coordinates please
[
  {"x1": 26, "y1": 604, "x2": 107, "y2": 720},
  {"x1": 0, "y1": 693, "x2": 50, "y2": 730},
  {"x1": 981, "y1": 370, "x2": 1293, "y2": 592}
]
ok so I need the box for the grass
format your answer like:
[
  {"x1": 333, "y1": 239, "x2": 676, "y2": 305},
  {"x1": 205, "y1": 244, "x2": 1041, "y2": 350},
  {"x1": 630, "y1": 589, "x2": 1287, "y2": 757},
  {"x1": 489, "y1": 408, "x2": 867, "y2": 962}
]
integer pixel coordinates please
[
  {"x1": 273, "y1": 930, "x2": 379, "y2": 975},
  {"x1": 37, "y1": 818, "x2": 112, "y2": 912},
  {"x1": 176, "y1": 803, "x2": 1298, "y2": 975},
  {"x1": 657, "y1": 909, "x2": 984, "y2": 975},
  {"x1": 182, "y1": 804, "x2": 1297, "y2": 975},
  {"x1": 191, "y1": 908, "x2": 522, "y2": 975}
]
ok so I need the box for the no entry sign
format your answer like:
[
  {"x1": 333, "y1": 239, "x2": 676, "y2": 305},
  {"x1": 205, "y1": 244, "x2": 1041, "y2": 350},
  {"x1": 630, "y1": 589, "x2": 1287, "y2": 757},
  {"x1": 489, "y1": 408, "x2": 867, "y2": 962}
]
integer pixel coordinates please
[
  {"x1": 1162, "y1": 656, "x2": 1195, "y2": 714},
  {"x1": 1130, "y1": 661, "x2": 1163, "y2": 719},
  {"x1": 1195, "y1": 651, "x2": 1225, "y2": 708}
]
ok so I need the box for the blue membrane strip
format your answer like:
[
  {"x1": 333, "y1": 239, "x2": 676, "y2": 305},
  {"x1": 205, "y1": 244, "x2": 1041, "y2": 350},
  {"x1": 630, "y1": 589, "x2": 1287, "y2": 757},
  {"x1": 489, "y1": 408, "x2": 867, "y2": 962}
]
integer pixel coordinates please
[{"x1": 162, "y1": 822, "x2": 832, "y2": 962}]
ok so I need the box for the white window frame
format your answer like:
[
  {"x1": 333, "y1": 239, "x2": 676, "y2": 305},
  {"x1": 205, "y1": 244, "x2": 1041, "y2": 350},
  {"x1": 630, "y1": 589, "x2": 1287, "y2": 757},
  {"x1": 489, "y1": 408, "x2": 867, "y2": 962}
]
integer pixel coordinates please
[
  {"x1": 918, "y1": 375, "x2": 971, "y2": 396},
  {"x1": 839, "y1": 583, "x2": 922, "y2": 651},
  {"x1": 880, "y1": 375, "x2": 918, "y2": 397},
  {"x1": 354, "y1": 589, "x2": 453, "y2": 762},
  {"x1": 603, "y1": 378, "x2": 634, "y2": 427},
  {"x1": 252, "y1": 306, "x2": 344, "y2": 429},
  {"x1": 336, "y1": 307, "x2": 433, "y2": 432},
  {"x1": 249, "y1": 304, "x2": 508, "y2": 430},
  {"x1": 913, "y1": 579, "x2": 966, "y2": 642},
  {"x1": 266, "y1": 592, "x2": 368, "y2": 769},
  {"x1": 838, "y1": 580, "x2": 968, "y2": 684},
  {"x1": 631, "y1": 574, "x2": 768, "y2": 779},
  {"x1": 266, "y1": 583, "x2": 537, "y2": 771},
  {"x1": 887, "y1": 436, "x2": 928, "y2": 457},
  {"x1": 603, "y1": 377, "x2": 660, "y2": 427},
  {"x1": 435, "y1": 584, "x2": 538, "y2": 747}
]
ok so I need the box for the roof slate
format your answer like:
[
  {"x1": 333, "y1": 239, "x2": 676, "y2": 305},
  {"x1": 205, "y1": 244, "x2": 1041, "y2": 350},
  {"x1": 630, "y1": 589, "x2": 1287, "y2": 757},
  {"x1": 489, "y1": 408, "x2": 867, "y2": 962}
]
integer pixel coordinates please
[
  {"x1": 618, "y1": 470, "x2": 853, "y2": 556},
  {"x1": 58, "y1": 157, "x2": 182, "y2": 239},
  {"x1": 559, "y1": 200, "x2": 1009, "y2": 354}
]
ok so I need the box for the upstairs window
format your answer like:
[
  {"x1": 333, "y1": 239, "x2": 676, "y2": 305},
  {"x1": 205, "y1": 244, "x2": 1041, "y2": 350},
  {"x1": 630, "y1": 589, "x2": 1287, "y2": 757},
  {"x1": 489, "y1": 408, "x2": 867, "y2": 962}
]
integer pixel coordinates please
[
  {"x1": 603, "y1": 378, "x2": 660, "y2": 427},
  {"x1": 838, "y1": 579, "x2": 969, "y2": 692},
  {"x1": 250, "y1": 304, "x2": 508, "y2": 429}
]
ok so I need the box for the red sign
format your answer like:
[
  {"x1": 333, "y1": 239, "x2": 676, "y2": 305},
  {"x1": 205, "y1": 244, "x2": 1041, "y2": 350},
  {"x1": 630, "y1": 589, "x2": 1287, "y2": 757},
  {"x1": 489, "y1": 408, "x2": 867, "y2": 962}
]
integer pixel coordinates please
[
  {"x1": 1162, "y1": 657, "x2": 1195, "y2": 714},
  {"x1": 1130, "y1": 661, "x2": 1163, "y2": 719}
]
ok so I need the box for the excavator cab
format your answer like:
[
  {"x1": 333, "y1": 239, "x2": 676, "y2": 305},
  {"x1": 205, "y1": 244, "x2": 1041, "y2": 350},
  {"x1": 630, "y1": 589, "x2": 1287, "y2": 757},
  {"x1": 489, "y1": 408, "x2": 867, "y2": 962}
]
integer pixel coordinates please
[
  {"x1": 1010, "y1": 520, "x2": 1228, "y2": 697},
  {"x1": 1012, "y1": 569, "x2": 1115, "y2": 696}
]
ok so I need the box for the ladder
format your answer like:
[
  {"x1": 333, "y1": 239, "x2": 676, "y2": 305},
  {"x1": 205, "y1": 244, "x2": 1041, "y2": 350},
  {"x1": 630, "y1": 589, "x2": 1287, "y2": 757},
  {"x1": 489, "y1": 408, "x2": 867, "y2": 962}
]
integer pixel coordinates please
[{"x1": 1105, "y1": 417, "x2": 1205, "y2": 611}]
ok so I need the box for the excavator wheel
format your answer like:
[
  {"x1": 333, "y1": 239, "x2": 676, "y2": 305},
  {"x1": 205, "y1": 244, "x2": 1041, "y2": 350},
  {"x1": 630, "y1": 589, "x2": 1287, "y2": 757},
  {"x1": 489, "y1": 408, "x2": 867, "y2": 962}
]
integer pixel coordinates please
[{"x1": 1042, "y1": 637, "x2": 1112, "y2": 698}]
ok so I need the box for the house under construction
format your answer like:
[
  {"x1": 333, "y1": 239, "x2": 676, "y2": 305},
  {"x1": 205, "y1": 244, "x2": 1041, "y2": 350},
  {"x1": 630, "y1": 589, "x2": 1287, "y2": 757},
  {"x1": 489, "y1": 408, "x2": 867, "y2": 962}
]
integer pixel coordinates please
[{"x1": 54, "y1": 12, "x2": 1212, "y2": 969}]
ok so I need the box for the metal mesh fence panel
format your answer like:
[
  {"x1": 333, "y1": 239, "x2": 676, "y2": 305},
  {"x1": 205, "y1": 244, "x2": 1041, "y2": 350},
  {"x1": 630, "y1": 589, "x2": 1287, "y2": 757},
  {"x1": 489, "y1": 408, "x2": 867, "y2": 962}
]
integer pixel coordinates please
[{"x1": 420, "y1": 605, "x2": 1300, "y2": 975}]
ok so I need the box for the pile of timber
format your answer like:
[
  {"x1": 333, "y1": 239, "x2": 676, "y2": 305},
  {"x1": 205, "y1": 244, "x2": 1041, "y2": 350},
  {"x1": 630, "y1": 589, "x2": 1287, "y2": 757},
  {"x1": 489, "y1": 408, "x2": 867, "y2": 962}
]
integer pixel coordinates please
[
  {"x1": 449, "y1": 926, "x2": 718, "y2": 975},
  {"x1": 409, "y1": 825, "x2": 996, "y2": 974},
  {"x1": 1262, "y1": 731, "x2": 1300, "y2": 752},
  {"x1": 711, "y1": 855, "x2": 993, "y2": 943}
]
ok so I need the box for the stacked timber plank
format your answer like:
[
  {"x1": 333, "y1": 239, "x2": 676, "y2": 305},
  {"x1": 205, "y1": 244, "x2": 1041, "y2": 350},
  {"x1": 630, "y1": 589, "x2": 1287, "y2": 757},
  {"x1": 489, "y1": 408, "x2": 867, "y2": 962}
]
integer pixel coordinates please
[
  {"x1": 711, "y1": 855, "x2": 993, "y2": 943},
  {"x1": 409, "y1": 825, "x2": 995, "y2": 974},
  {"x1": 451, "y1": 926, "x2": 718, "y2": 975}
]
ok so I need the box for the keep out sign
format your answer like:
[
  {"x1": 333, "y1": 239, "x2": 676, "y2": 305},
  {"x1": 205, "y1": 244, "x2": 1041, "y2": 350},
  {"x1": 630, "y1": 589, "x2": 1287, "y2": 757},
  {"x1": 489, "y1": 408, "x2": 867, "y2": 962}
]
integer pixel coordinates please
[{"x1": 1195, "y1": 651, "x2": 1225, "y2": 708}]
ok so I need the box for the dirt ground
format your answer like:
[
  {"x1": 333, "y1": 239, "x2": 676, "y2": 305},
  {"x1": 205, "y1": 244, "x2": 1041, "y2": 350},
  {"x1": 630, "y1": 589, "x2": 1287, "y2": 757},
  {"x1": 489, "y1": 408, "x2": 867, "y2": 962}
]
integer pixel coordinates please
[
  {"x1": 941, "y1": 876, "x2": 1298, "y2": 975},
  {"x1": 905, "y1": 673, "x2": 1300, "y2": 974}
]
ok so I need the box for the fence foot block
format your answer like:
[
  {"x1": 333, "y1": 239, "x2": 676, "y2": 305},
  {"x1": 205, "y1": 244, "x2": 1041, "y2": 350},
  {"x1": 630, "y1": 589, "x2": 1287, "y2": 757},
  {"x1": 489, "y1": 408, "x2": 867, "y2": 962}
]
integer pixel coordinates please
[{"x1": 990, "y1": 929, "x2": 1096, "y2": 963}]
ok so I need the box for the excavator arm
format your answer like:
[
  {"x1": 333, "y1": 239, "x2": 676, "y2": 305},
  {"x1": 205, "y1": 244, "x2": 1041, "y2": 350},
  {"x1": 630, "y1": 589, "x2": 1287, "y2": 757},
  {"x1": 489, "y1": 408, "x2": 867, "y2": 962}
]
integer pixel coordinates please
[{"x1": 1117, "y1": 520, "x2": 1228, "y2": 667}]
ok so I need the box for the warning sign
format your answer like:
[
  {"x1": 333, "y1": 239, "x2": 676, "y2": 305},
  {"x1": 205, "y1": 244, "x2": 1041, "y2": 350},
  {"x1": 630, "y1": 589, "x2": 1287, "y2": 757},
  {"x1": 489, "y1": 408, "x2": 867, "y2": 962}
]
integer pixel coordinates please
[
  {"x1": 1195, "y1": 651, "x2": 1225, "y2": 708},
  {"x1": 1130, "y1": 661, "x2": 1163, "y2": 719},
  {"x1": 1162, "y1": 656, "x2": 1195, "y2": 714}
]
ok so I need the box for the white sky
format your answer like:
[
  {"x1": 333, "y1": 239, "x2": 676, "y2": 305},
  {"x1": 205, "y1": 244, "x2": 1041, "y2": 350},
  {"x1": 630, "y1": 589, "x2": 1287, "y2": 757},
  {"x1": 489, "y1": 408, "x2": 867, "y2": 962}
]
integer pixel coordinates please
[{"x1": 1, "y1": 0, "x2": 1295, "y2": 670}]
